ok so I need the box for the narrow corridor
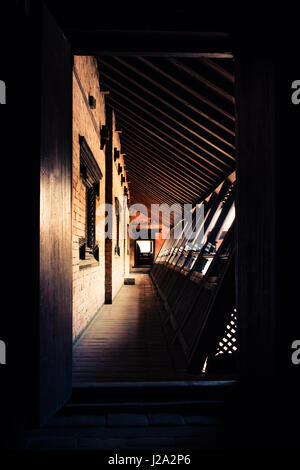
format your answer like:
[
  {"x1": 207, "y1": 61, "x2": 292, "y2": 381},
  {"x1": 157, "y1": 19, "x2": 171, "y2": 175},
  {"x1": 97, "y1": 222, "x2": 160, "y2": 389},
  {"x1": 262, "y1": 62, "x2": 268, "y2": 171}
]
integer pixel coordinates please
[
  {"x1": 72, "y1": 271, "x2": 200, "y2": 383},
  {"x1": 4, "y1": 2, "x2": 296, "y2": 453}
]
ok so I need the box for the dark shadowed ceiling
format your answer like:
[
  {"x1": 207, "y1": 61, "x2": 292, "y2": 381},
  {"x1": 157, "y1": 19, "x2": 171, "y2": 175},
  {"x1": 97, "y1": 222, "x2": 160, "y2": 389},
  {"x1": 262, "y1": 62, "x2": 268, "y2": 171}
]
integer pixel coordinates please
[{"x1": 97, "y1": 56, "x2": 235, "y2": 208}]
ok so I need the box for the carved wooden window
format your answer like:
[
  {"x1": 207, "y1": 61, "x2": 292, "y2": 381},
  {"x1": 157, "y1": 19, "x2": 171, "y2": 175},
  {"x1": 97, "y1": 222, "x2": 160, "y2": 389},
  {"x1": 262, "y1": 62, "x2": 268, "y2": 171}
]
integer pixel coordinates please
[
  {"x1": 86, "y1": 186, "x2": 96, "y2": 249},
  {"x1": 79, "y1": 135, "x2": 103, "y2": 262}
]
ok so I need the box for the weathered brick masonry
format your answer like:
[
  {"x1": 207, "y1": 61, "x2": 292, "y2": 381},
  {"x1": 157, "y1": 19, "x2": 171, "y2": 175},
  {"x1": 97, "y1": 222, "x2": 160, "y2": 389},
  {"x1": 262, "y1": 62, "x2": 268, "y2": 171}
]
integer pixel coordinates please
[
  {"x1": 72, "y1": 56, "x2": 132, "y2": 339},
  {"x1": 72, "y1": 56, "x2": 106, "y2": 340},
  {"x1": 105, "y1": 106, "x2": 131, "y2": 303},
  {"x1": 111, "y1": 111, "x2": 130, "y2": 300}
]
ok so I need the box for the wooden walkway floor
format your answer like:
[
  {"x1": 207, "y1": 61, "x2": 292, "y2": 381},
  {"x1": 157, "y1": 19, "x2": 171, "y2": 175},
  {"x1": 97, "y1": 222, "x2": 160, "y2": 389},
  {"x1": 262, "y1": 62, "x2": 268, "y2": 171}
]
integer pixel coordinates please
[{"x1": 72, "y1": 272, "x2": 200, "y2": 383}]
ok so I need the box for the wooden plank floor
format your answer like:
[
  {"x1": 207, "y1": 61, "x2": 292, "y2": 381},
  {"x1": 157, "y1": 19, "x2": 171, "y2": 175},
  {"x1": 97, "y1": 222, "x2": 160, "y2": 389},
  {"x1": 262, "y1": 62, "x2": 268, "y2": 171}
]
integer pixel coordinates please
[{"x1": 72, "y1": 272, "x2": 201, "y2": 383}]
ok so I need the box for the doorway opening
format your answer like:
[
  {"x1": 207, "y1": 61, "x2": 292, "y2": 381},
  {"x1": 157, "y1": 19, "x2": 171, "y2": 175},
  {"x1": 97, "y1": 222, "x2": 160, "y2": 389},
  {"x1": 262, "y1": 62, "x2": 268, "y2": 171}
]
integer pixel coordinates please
[
  {"x1": 71, "y1": 53, "x2": 236, "y2": 385},
  {"x1": 34, "y1": 4, "x2": 280, "y2": 436},
  {"x1": 135, "y1": 239, "x2": 155, "y2": 267}
]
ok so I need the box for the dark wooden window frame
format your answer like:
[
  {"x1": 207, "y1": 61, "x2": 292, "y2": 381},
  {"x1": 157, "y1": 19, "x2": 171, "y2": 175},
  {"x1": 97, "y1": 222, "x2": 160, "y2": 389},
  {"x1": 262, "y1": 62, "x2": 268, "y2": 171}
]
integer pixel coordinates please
[{"x1": 79, "y1": 135, "x2": 103, "y2": 266}]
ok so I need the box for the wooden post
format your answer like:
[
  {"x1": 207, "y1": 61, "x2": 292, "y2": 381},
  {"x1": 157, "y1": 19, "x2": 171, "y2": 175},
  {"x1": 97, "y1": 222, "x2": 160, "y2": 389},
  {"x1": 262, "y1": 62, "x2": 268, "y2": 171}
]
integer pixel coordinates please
[
  {"x1": 105, "y1": 106, "x2": 113, "y2": 303},
  {"x1": 39, "y1": 4, "x2": 73, "y2": 425},
  {"x1": 235, "y1": 50, "x2": 276, "y2": 416}
]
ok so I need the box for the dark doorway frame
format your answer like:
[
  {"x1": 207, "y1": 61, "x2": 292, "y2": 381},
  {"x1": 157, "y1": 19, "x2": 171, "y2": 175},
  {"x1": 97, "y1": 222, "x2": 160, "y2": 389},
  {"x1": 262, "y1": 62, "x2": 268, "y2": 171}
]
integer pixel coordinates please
[
  {"x1": 2, "y1": 3, "x2": 297, "y2": 453},
  {"x1": 32, "y1": 2, "x2": 282, "y2": 429}
]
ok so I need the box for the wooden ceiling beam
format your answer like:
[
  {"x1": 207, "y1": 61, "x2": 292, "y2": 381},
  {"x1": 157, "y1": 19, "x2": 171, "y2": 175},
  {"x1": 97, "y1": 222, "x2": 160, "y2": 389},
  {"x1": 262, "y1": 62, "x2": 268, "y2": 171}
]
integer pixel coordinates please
[
  {"x1": 129, "y1": 188, "x2": 180, "y2": 226},
  {"x1": 130, "y1": 187, "x2": 160, "y2": 207},
  {"x1": 107, "y1": 85, "x2": 232, "y2": 170},
  {"x1": 119, "y1": 126, "x2": 210, "y2": 191},
  {"x1": 108, "y1": 101, "x2": 222, "y2": 181},
  {"x1": 130, "y1": 181, "x2": 182, "y2": 214},
  {"x1": 123, "y1": 146, "x2": 204, "y2": 197},
  {"x1": 124, "y1": 148, "x2": 202, "y2": 200},
  {"x1": 128, "y1": 173, "x2": 185, "y2": 208},
  {"x1": 117, "y1": 117, "x2": 214, "y2": 189},
  {"x1": 108, "y1": 95, "x2": 227, "y2": 175},
  {"x1": 126, "y1": 158, "x2": 186, "y2": 200},
  {"x1": 101, "y1": 73, "x2": 234, "y2": 163},
  {"x1": 138, "y1": 57, "x2": 235, "y2": 122},
  {"x1": 199, "y1": 58, "x2": 234, "y2": 83},
  {"x1": 127, "y1": 166, "x2": 188, "y2": 204},
  {"x1": 125, "y1": 154, "x2": 197, "y2": 202},
  {"x1": 122, "y1": 136, "x2": 206, "y2": 192},
  {"x1": 168, "y1": 57, "x2": 235, "y2": 103},
  {"x1": 99, "y1": 59, "x2": 235, "y2": 152},
  {"x1": 114, "y1": 56, "x2": 235, "y2": 136}
]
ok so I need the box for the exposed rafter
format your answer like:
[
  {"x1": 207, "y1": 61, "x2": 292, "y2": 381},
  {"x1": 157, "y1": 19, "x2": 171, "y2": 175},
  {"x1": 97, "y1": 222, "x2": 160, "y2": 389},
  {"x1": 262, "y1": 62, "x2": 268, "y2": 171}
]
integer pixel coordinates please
[{"x1": 97, "y1": 56, "x2": 235, "y2": 208}]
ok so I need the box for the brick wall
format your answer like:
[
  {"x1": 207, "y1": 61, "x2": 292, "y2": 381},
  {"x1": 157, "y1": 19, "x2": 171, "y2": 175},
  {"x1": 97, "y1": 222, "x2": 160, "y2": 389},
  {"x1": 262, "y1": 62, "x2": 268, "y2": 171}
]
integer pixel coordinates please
[
  {"x1": 73, "y1": 56, "x2": 131, "y2": 338},
  {"x1": 105, "y1": 111, "x2": 130, "y2": 302},
  {"x1": 113, "y1": 112, "x2": 130, "y2": 298},
  {"x1": 72, "y1": 56, "x2": 106, "y2": 341}
]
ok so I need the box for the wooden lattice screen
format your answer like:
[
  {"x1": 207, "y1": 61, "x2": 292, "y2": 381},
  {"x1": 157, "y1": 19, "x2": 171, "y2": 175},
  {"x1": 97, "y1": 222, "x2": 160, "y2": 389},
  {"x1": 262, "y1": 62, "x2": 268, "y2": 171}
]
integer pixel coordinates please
[{"x1": 215, "y1": 308, "x2": 237, "y2": 356}]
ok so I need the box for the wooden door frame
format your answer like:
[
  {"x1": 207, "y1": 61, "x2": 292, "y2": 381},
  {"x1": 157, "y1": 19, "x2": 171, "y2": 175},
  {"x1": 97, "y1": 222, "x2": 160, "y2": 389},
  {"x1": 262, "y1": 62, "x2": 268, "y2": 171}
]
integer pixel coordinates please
[{"x1": 36, "y1": 4, "x2": 280, "y2": 423}]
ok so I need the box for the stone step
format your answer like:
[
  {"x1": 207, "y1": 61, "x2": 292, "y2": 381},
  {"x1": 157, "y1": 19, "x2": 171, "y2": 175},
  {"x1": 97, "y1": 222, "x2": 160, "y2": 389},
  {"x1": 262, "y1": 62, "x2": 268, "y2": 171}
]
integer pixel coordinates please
[
  {"x1": 61, "y1": 399, "x2": 225, "y2": 416},
  {"x1": 47, "y1": 412, "x2": 220, "y2": 429},
  {"x1": 58, "y1": 380, "x2": 236, "y2": 418},
  {"x1": 70, "y1": 380, "x2": 236, "y2": 405}
]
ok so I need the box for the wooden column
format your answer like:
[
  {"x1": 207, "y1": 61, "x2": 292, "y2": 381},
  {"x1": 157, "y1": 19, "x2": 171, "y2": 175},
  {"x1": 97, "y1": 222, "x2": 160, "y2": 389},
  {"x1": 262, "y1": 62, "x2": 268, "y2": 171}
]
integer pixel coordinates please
[
  {"x1": 39, "y1": 4, "x2": 73, "y2": 425},
  {"x1": 235, "y1": 51, "x2": 277, "y2": 413},
  {"x1": 105, "y1": 106, "x2": 113, "y2": 303},
  {"x1": 235, "y1": 36, "x2": 299, "y2": 446}
]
